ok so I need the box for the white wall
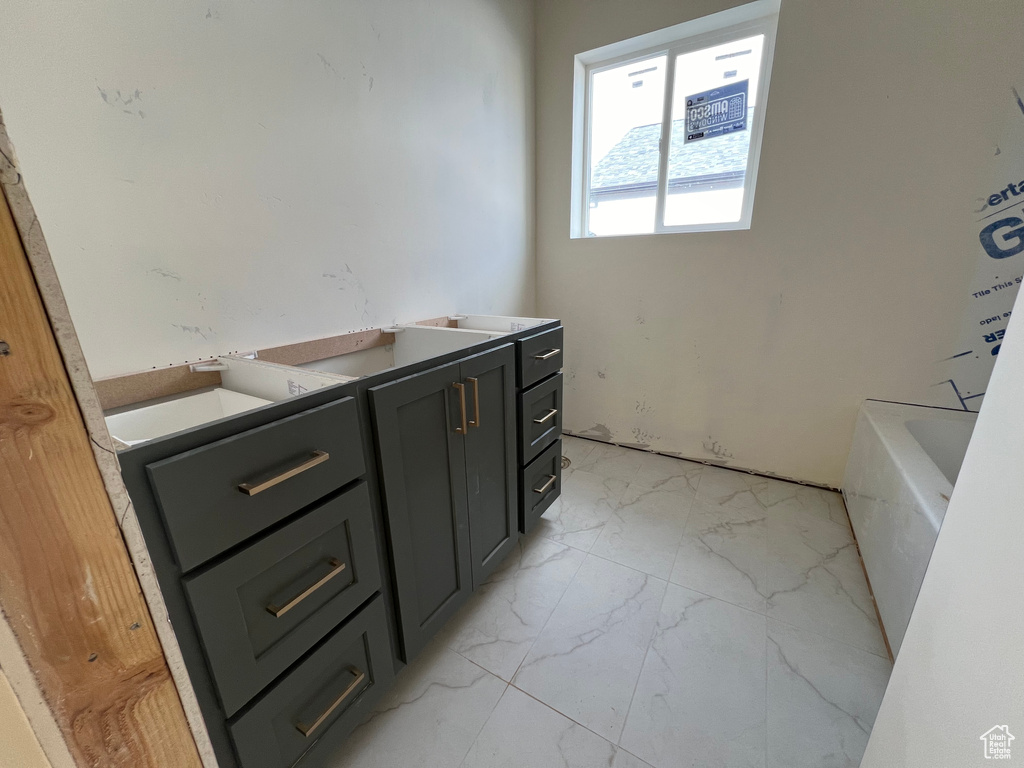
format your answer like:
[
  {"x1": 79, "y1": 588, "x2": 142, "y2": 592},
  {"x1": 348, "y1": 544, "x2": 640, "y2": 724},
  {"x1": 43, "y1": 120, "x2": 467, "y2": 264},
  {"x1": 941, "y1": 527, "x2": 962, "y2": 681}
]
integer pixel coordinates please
[
  {"x1": 536, "y1": 0, "x2": 1024, "y2": 486},
  {"x1": 0, "y1": 669, "x2": 51, "y2": 768},
  {"x1": 861, "y1": 268, "x2": 1024, "y2": 764},
  {"x1": 0, "y1": 0, "x2": 534, "y2": 379}
]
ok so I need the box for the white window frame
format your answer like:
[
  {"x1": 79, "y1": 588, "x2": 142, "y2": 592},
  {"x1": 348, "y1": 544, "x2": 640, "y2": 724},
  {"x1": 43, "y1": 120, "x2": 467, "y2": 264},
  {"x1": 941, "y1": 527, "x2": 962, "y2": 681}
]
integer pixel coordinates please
[{"x1": 570, "y1": 0, "x2": 781, "y2": 238}]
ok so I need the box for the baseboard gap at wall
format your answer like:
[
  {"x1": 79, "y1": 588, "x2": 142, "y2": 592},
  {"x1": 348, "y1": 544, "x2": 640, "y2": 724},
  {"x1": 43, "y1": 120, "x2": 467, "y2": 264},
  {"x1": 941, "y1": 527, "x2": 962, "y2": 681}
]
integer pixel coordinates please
[{"x1": 563, "y1": 431, "x2": 841, "y2": 493}]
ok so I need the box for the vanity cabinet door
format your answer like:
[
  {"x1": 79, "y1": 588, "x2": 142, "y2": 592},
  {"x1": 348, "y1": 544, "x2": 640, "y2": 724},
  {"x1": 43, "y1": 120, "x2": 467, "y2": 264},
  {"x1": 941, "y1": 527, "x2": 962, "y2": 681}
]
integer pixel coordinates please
[
  {"x1": 460, "y1": 344, "x2": 519, "y2": 589},
  {"x1": 369, "y1": 360, "x2": 473, "y2": 662}
]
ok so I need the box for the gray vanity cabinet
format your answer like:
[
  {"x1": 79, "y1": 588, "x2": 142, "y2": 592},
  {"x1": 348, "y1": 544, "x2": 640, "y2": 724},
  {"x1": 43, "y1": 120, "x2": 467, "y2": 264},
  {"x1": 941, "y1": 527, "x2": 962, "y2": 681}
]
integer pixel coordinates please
[
  {"x1": 116, "y1": 318, "x2": 561, "y2": 768},
  {"x1": 369, "y1": 343, "x2": 518, "y2": 662}
]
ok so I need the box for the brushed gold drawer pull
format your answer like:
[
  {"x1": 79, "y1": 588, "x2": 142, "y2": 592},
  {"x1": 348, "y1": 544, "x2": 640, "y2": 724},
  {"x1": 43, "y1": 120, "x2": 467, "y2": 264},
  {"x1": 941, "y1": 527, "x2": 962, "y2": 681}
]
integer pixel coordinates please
[
  {"x1": 467, "y1": 377, "x2": 481, "y2": 428},
  {"x1": 453, "y1": 382, "x2": 468, "y2": 435},
  {"x1": 267, "y1": 558, "x2": 346, "y2": 618},
  {"x1": 533, "y1": 475, "x2": 557, "y2": 495},
  {"x1": 296, "y1": 666, "x2": 366, "y2": 737},
  {"x1": 534, "y1": 348, "x2": 561, "y2": 361},
  {"x1": 238, "y1": 450, "x2": 330, "y2": 496},
  {"x1": 534, "y1": 408, "x2": 558, "y2": 424}
]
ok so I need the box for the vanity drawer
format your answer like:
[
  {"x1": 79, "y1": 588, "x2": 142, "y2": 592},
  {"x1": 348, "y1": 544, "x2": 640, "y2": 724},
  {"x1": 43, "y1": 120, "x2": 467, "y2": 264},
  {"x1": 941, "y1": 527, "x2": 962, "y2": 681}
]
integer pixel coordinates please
[
  {"x1": 147, "y1": 397, "x2": 364, "y2": 572},
  {"x1": 520, "y1": 439, "x2": 562, "y2": 534},
  {"x1": 183, "y1": 482, "x2": 380, "y2": 716},
  {"x1": 519, "y1": 373, "x2": 563, "y2": 464},
  {"x1": 229, "y1": 595, "x2": 393, "y2": 768},
  {"x1": 516, "y1": 326, "x2": 563, "y2": 389}
]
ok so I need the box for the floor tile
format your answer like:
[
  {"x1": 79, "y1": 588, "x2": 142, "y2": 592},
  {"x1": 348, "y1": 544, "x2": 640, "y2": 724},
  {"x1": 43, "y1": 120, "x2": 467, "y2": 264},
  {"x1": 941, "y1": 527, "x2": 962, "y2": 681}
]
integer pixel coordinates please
[
  {"x1": 534, "y1": 469, "x2": 625, "y2": 552},
  {"x1": 671, "y1": 502, "x2": 768, "y2": 614},
  {"x1": 765, "y1": 509, "x2": 886, "y2": 657},
  {"x1": 561, "y1": 435, "x2": 598, "y2": 468},
  {"x1": 620, "y1": 584, "x2": 767, "y2": 768},
  {"x1": 437, "y1": 535, "x2": 586, "y2": 680},
  {"x1": 767, "y1": 620, "x2": 891, "y2": 768},
  {"x1": 695, "y1": 465, "x2": 765, "y2": 510},
  {"x1": 698, "y1": 467, "x2": 849, "y2": 528},
  {"x1": 747, "y1": 480, "x2": 849, "y2": 527},
  {"x1": 330, "y1": 453, "x2": 888, "y2": 768},
  {"x1": 513, "y1": 555, "x2": 667, "y2": 742},
  {"x1": 575, "y1": 441, "x2": 645, "y2": 485},
  {"x1": 461, "y1": 686, "x2": 654, "y2": 768},
  {"x1": 591, "y1": 484, "x2": 693, "y2": 579},
  {"x1": 331, "y1": 642, "x2": 507, "y2": 768},
  {"x1": 634, "y1": 452, "x2": 704, "y2": 493}
]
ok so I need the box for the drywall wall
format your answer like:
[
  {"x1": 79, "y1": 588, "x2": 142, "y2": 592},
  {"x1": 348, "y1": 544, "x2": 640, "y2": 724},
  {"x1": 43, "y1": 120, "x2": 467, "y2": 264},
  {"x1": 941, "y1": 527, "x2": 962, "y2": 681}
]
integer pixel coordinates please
[
  {"x1": 0, "y1": 0, "x2": 534, "y2": 379},
  {"x1": 535, "y1": 0, "x2": 1024, "y2": 486},
  {"x1": 860, "y1": 266, "x2": 1024, "y2": 764},
  {"x1": 0, "y1": 668, "x2": 51, "y2": 768}
]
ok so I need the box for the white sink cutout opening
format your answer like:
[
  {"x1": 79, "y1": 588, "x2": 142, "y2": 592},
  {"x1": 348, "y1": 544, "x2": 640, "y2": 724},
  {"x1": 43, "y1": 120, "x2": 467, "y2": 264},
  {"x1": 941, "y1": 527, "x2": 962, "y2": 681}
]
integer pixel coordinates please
[{"x1": 105, "y1": 388, "x2": 273, "y2": 446}]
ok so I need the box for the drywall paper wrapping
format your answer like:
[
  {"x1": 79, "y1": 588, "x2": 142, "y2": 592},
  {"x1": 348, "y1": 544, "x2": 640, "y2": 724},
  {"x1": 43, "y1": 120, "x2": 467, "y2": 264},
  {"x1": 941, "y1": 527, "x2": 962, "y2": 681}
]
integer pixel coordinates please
[{"x1": 937, "y1": 87, "x2": 1024, "y2": 412}]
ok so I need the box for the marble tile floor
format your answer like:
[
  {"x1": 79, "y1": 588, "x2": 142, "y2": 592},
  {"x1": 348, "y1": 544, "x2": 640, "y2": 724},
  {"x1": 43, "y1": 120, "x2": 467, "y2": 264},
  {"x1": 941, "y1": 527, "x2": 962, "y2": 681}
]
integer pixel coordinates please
[{"x1": 333, "y1": 436, "x2": 892, "y2": 768}]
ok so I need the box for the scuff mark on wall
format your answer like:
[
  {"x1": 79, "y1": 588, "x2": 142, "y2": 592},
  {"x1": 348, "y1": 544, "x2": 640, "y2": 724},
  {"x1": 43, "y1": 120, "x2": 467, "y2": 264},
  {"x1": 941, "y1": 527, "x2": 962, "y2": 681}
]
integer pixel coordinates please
[
  {"x1": 702, "y1": 438, "x2": 734, "y2": 461},
  {"x1": 149, "y1": 268, "x2": 181, "y2": 281},
  {"x1": 321, "y1": 266, "x2": 373, "y2": 324},
  {"x1": 361, "y1": 63, "x2": 374, "y2": 92},
  {"x1": 172, "y1": 324, "x2": 211, "y2": 340},
  {"x1": 635, "y1": 398, "x2": 652, "y2": 414},
  {"x1": 317, "y1": 53, "x2": 338, "y2": 77},
  {"x1": 581, "y1": 423, "x2": 613, "y2": 441},
  {"x1": 597, "y1": 369, "x2": 606, "y2": 379},
  {"x1": 631, "y1": 427, "x2": 656, "y2": 445},
  {"x1": 96, "y1": 86, "x2": 144, "y2": 118}
]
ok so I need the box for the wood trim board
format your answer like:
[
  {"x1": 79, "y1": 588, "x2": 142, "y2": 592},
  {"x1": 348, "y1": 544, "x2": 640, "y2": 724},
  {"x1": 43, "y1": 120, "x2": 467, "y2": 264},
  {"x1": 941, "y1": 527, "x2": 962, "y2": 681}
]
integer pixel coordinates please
[{"x1": 0, "y1": 185, "x2": 202, "y2": 767}]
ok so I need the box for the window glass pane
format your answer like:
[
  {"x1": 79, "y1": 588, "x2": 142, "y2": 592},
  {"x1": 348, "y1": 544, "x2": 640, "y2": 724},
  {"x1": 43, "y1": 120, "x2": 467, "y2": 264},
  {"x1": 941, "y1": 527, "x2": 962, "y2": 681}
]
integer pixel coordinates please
[
  {"x1": 664, "y1": 35, "x2": 764, "y2": 227},
  {"x1": 587, "y1": 54, "x2": 666, "y2": 237}
]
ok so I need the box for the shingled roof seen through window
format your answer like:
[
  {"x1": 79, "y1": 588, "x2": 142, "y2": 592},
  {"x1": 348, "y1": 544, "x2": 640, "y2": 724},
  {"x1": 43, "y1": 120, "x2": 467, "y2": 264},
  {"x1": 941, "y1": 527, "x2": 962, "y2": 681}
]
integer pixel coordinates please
[{"x1": 591, "y1": 109, "x2": 752, "y2": 192}]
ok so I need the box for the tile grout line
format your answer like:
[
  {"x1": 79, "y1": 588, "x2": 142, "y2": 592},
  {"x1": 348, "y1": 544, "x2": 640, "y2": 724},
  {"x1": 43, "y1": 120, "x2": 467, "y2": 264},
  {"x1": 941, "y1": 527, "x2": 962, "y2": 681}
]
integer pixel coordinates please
[
  {"x1": 502, "y1": 545, "x2": 666, "y2": 756},
  {"x1": 764, "y1": 629, "x2": 770, "y2": 767},
  {"x1": 453, "y1": 676, "x2": 510, "y2": 768},
  {"x1": 506, "y1": 539, "x2": 588, "y2": 686},
  {"x1": 508, "y1": 682, "x2": 654, "y2": 766},
  {"x1": 446, "y1": 531, "x2": 589, "y2": 684},
  {"x1": 615, "y1": 576, "x2": 670, "y2": 755}
]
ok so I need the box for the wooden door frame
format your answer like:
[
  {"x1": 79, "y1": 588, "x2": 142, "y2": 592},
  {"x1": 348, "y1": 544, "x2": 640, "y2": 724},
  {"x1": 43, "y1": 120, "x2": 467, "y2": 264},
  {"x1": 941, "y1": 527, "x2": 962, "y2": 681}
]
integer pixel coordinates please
[{"x1": 0, "y1": 112, "x2": 205, "y2": 766}]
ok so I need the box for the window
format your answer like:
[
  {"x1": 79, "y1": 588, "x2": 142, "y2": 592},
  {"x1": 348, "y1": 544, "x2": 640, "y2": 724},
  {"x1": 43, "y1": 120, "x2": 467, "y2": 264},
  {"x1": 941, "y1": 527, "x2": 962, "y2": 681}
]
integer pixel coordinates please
[{"x1": 570, "y1": 0, "x2": 780, "y2": 238}]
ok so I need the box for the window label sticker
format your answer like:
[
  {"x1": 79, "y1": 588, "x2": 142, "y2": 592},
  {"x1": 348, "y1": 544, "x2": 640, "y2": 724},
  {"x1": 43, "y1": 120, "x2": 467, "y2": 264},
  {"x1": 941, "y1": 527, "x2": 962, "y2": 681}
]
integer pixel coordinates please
[{"x1": 684, "y1": 79, "x2": 748, "y2": 143}]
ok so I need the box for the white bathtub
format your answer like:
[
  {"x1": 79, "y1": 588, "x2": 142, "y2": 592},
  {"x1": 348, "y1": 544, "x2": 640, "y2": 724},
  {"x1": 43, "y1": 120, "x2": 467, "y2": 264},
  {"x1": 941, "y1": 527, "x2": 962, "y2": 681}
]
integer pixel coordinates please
[{"x1": 842, "y1": 400, "x2": 977, "y2": 657}]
